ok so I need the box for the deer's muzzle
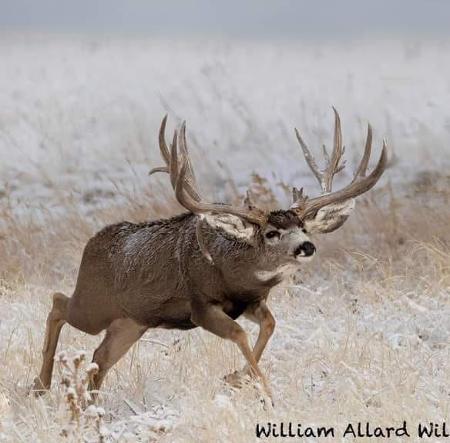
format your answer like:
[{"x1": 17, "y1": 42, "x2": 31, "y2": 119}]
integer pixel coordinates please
[{"x1": 294, "y1": 241, "x2": 316, "y2": 258}]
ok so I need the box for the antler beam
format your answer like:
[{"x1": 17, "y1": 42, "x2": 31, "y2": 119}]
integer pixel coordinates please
[{"x1": 150, "y1": 116, "x2": 267, "y2": 227}]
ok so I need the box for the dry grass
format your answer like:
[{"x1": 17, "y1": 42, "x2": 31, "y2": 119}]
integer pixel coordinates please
[{"x1": 0, "y1": 170, "x2": 449, "y2": 442}]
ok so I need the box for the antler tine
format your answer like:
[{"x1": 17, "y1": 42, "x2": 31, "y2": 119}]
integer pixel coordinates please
[
  {"x1": 292, "y1": 187, "x2": 302, "y2": 202},
  {"x1": 149, "y1": 114, "x2": 170, "y2": 176},
  {"x1": 179, "y1": 121, "x2": 193, "y2": 176},
  {"x1": 178, "y1": 122, "x2": 201, "y2": 202},
  {"x1": 158, "y1": 114, "x2": 171, "y2": 165},
  {"x1": 291, "y1": 187, "x2": 308, "y2": 209},
  {"x1": 352, "y1": 123, "x2": 372, "y2": 182},
  {"x1": 174, "y1": 159, "x2": 200, "y2": 214},
  {"x1": 169, "y1": 129, "x2": 179, "y2": 189},
  {"x1": 323, "y1": 107, "x2": 345, "y2": 192},
  {"x1": 294, "y1": 128, "x2": 322, "y2": 186},
  {"x1": 294, "y1": 108, "x2": 346, "y2": 197},
  {"x1": 322, "y1": 144, "x2": 330, "y2": 165},
  {"x1": 148, "y1": 166, "x2": 168, "y2": 174}
]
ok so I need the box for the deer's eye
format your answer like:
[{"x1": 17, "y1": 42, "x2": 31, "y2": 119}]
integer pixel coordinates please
[{"x1": 265, "y1": 230, "x2": 280, "y2": 239}]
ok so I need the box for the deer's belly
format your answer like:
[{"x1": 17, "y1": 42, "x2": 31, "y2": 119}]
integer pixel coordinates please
[
  {"x1": 133, "y1": 296, "x2": 196, "y2": 330},
  {"x1": 159, "y1": 318, "x2": 196, "y2": 330}
]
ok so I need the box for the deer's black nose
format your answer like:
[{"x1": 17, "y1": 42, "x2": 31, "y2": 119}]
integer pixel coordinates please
[{"x1": 295, "y1": 241, "x2": 316, "y2": 257}]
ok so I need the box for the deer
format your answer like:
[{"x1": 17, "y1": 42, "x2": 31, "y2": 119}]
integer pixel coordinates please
[{"x1": 33, "y1": 109, "x2": 387, "y2": 402}]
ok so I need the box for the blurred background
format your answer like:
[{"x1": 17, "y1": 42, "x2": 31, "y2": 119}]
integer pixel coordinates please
[
  {"x1": 2, "y1": 0, "x2": 450, "y2": 38},
  {"x1": 0, "y1": 0, "x2": 449, "y2": 216}
]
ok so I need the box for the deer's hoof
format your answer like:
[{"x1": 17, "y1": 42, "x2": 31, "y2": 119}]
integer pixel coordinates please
[
  {"x1": 30, "y1": 377, "x2": 49, "y2": 397},
  {"x1": 223, "y1": 370, "x2": 251, "y2": 389}
]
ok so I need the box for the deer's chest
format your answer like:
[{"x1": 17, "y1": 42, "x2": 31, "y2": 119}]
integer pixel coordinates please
[{"x1": 222, "y1": 289, "x2": 268, "y2": 319}]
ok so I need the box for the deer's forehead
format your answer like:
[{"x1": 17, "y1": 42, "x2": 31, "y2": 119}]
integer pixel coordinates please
[{"x1": 267, "y1": 210, "x2": 302, "y2": 230}]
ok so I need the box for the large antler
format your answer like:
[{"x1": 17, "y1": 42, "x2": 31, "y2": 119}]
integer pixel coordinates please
[
  {"x1": 149, "y1": 115, "x2": 201, "y2": 202},
  {"x1": 291, "y1": 108, "x2": 387, "y2": 220},
  {"x1": 150, "y1": 116, "x2": 267, "y2": 227}
]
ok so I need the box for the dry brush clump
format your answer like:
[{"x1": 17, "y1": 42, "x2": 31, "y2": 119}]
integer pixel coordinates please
[
  {"x1": 0, "y1": 349, "x2": 109, "y2": 442},
  {"x1": 56, "y1": 350, "x2": 109, "y2": 442}
]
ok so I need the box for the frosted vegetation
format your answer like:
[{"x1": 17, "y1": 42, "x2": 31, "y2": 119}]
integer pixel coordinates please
[{"x1": 0, "y1": 34, "x2": 449, "y2": 441}]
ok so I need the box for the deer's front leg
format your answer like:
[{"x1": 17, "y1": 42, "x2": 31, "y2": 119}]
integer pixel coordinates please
[
  {"x1": 225, "y1": 301, "x2": 276, "y2": 387},
  {"x1": 190, "y1": 302, "x2": 273, "y2": 400},
  {"x1": 244, "y1": 300, "x2": 276, "y2": 363}
]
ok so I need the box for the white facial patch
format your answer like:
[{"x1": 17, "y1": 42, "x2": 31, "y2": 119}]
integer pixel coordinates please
[
  {"x1": 286, "y1": 227, "x2": 311, "y2": 246},
  {"x1": 287, "y1": 227, "x2": 316, "y2": 261},
  {"x1": 294, "y1": 251, "x2": 315, "y2": 261},
  {"x1": 202, "y1": 213, "x2": 255, "y2": 242},
  {"x1": 304, "y1": 199, "x2": 355, "y2": 234}
]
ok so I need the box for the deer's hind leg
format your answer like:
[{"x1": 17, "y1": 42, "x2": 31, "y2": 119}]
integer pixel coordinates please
[
  {"x1": 33, "y1": 292, "x2": 69, "y2": 395},
  {"x1": 88, "y1": 318, "x2": 147, "y2": 394}
]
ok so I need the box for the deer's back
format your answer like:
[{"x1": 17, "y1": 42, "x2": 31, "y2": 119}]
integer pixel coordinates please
[{"x1": 70, "y1": 213, "x2": 197, "y2": 331}]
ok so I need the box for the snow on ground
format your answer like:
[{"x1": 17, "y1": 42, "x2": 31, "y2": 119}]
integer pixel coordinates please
[{"x1": 0, "y1": 34, "x2": 449, "y2": 442}]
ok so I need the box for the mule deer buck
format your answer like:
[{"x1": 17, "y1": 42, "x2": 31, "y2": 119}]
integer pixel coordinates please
[{"x1": 33, "y1": 109, "x2": 386, "y2": 401}]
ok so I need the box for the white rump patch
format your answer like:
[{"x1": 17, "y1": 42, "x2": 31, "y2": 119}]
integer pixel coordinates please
[{"x1": 202, "y1": 213, "x2": 255, "y2": 242}]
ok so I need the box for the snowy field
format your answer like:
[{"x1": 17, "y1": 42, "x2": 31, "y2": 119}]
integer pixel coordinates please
[{"x1": 0, "y1": 34, "x2": 449, "y2": 442}]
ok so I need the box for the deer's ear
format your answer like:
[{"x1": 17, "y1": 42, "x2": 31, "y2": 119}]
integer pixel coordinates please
[
  {"x1": 202, "y1": 213, "x2": 256, "y2": 243},
  {"x1": 303, "y1": 199, "x2": 355, "y2": 234}
]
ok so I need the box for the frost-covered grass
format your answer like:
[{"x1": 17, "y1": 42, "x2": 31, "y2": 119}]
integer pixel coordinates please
[
  {"x1": 0, "y1": 34, "x2": 450, "y2": 442},
  {"x1": 1, "y1": 34, "x2": 450, "y2": 212}
]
